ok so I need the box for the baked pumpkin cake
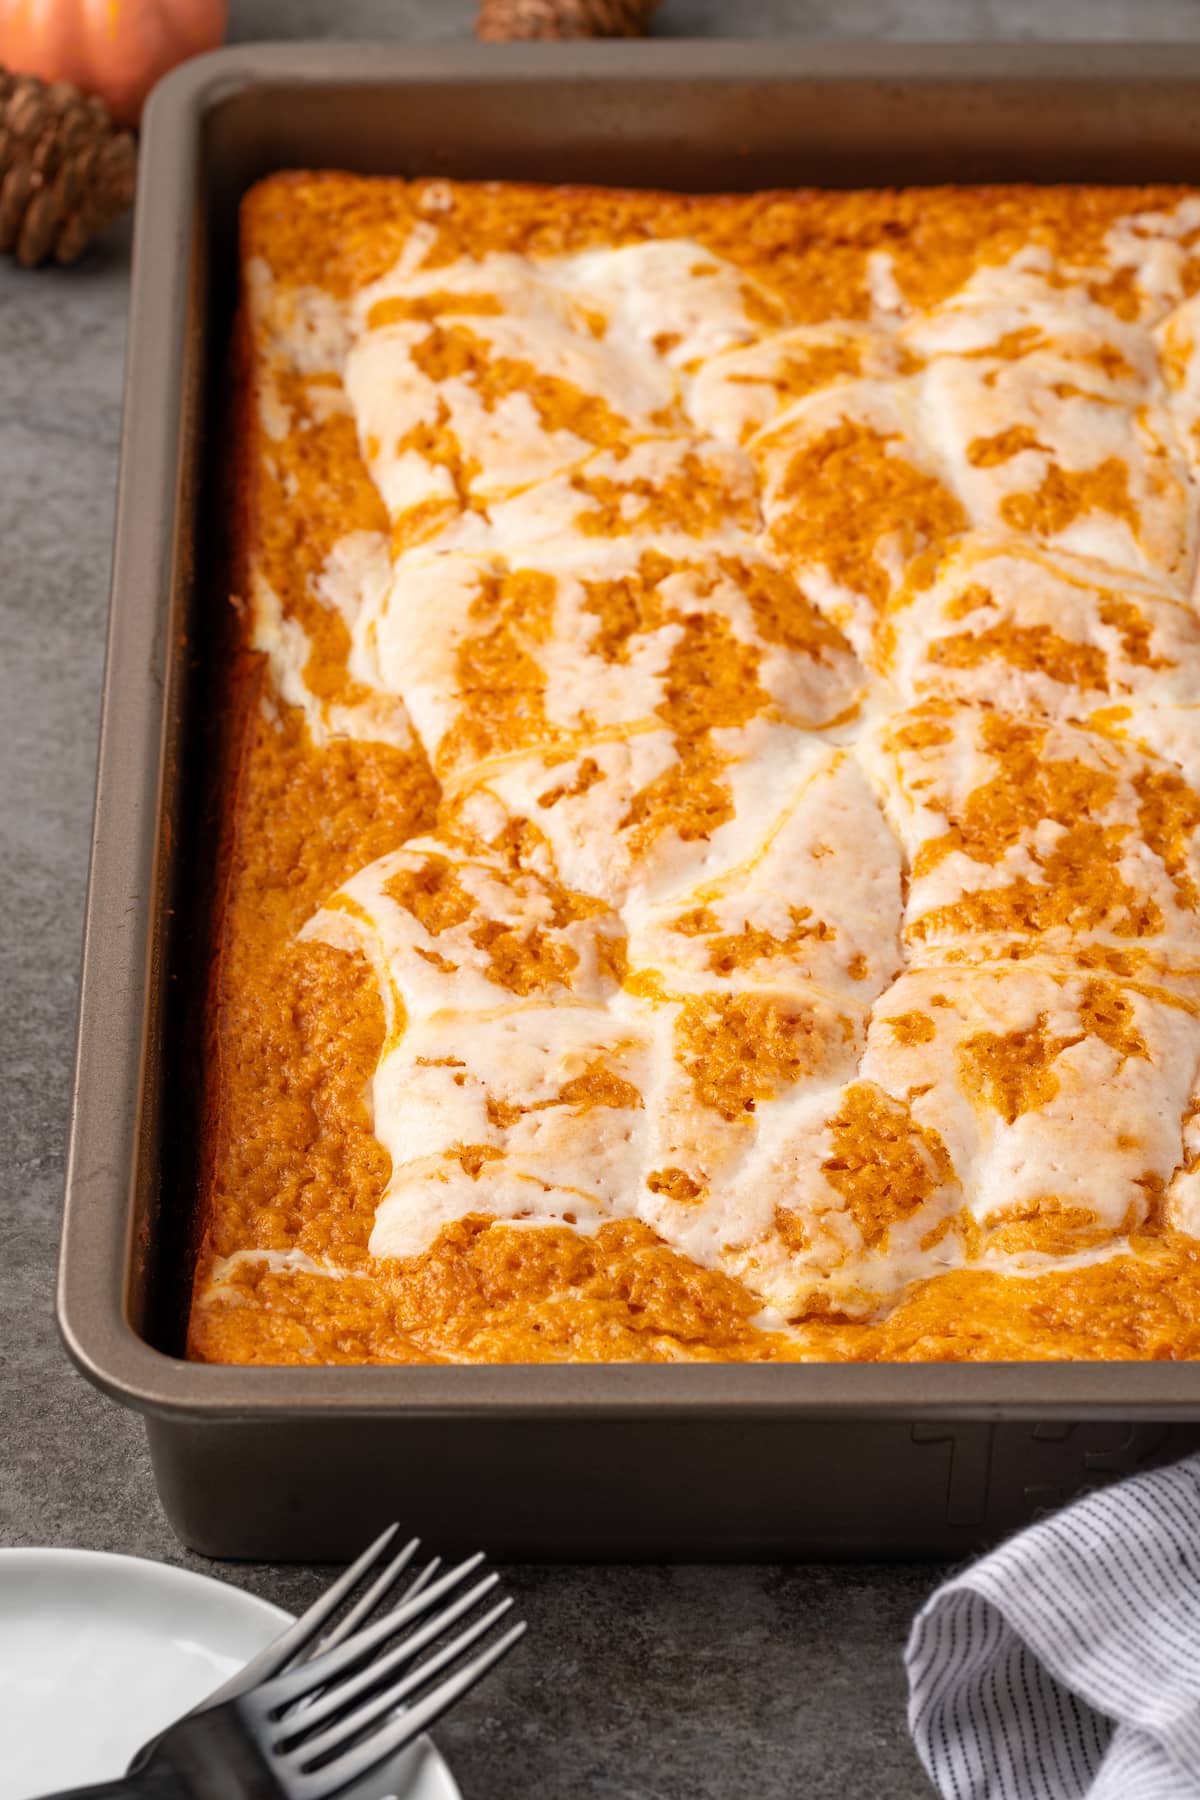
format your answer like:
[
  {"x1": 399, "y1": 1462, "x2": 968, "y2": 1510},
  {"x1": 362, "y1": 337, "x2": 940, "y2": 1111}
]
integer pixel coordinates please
[{"x1": 188, "y1": 172, "x2": 1200, "y2": 1366}]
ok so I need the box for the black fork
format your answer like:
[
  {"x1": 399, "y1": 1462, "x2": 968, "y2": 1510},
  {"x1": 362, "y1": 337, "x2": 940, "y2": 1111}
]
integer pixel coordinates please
[{"x1": 38, "y1": 1527, "x2": 525, "y2": 1799}]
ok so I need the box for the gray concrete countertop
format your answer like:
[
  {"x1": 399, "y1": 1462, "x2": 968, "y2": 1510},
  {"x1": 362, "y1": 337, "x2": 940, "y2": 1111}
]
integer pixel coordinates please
[{"x1": 2, "y1": 3, "x2": 1189, "y2": 1795}]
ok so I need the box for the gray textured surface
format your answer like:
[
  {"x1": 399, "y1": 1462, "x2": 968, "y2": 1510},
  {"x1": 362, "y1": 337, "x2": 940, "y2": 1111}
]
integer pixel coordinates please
[{"x1": 2, "y1": 1, "x2": 1186, "y2": 1794}]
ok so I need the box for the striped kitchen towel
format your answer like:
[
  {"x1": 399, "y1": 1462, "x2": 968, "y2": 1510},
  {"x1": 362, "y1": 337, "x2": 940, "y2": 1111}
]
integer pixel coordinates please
[{"x1": 906, "y1": 1454, "x2": 1200, "y2": 1799}]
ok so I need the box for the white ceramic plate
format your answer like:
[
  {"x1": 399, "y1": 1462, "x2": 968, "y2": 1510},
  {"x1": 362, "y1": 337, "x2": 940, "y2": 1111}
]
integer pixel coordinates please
[{"x1": 0, "y1": 1548, "x2": 461, "y2": 1800}]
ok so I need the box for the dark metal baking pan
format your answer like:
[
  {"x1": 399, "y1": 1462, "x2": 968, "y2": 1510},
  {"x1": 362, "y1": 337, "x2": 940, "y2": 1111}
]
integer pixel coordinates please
[{"x1": 59, "y1": 40, "x2": 1200, "y2": 1561}]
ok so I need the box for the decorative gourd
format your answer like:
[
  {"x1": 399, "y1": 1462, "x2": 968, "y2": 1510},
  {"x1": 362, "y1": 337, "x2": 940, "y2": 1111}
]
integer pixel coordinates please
[{"x1": 0, "y1": 0, "x2": 227, "y2": 126}]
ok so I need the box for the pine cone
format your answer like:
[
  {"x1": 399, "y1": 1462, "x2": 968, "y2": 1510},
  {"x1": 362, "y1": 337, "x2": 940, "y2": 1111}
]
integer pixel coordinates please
[
  {"x1": 477, "y1": 0, "x2": 658, "y2": 40},
  {"x1": 0, "y1": 67, "x2": 136, "y2": 269}
]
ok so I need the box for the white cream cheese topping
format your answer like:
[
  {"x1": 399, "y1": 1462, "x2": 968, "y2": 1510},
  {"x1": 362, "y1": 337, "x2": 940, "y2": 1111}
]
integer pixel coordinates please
[{"x1": 248, "y1": 202, "x2": 1200, "y2": 1321}]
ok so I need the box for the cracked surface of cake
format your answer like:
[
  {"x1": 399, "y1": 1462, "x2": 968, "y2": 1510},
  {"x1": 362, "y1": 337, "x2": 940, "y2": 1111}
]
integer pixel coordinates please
[{"x1": 189, "y1": 175, "x2": 1200, "y2": 1364}]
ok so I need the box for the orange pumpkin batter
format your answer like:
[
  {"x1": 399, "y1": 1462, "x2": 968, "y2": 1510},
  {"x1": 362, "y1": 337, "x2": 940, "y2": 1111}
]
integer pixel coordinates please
[{"x1": 189, "y1": 174, "x2": 1200, "y2": 1364}]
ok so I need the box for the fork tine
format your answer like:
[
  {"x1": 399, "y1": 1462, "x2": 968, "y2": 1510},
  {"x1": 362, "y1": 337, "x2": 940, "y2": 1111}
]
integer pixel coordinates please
[
  {"x1": 397, "y1": 1557, "x2": 440, "y2": 1605},
  {"x1": 317, "y1": 1548, "x2": 439, "y2": 1654},
  {"x1": 398, "y1": 1557, "x2": 440, "y2": 1605},
  {"x1": 262, "y1": 1553, "x2": 487, "y2": 1710},
  {"x1": 287, "y1": 1598, "x2": 514, "y2": 1768},
  {"x1": 275, "y1": 1575, "x2": 501, "y2": 1745},
  {"x1": 302, "y1": 1620, "x2": 527, "y2": 1799},
  {"x1": 191, "y1": 1524, "x2": 409, "y2": 1714},
  {"x1": 277, "y1": 1576, "x2": 503, "y2": 1742}
]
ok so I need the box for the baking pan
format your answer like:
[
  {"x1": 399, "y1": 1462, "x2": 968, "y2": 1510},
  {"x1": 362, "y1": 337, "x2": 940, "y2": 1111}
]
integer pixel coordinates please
[{"x1": 60, "y1": 40, "x2": 1200, "y2": 1561}]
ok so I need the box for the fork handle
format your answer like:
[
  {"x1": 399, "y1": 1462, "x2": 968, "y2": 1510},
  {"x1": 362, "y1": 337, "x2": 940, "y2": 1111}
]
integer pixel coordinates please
[{"x1": 33, "y1": 1767, "x2": 188, "y2": 1799}]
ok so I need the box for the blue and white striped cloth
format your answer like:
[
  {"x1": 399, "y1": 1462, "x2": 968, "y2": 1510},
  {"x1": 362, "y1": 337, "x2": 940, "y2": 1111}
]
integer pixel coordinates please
[{"x1": 906, "y1": 1456, "x2": 1200, "y2": 1799}]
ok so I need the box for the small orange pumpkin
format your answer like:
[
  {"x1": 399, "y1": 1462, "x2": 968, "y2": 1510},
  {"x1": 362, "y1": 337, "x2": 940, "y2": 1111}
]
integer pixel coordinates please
[{"x1": 0, "y1": 0, "x2": 228, "y2": 125}]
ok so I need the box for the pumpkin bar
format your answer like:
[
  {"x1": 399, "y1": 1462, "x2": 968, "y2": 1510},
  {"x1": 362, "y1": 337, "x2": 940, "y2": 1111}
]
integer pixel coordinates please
[{"x1": 189, "y1": 175, "x2": 1200, "y2": 1364}]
